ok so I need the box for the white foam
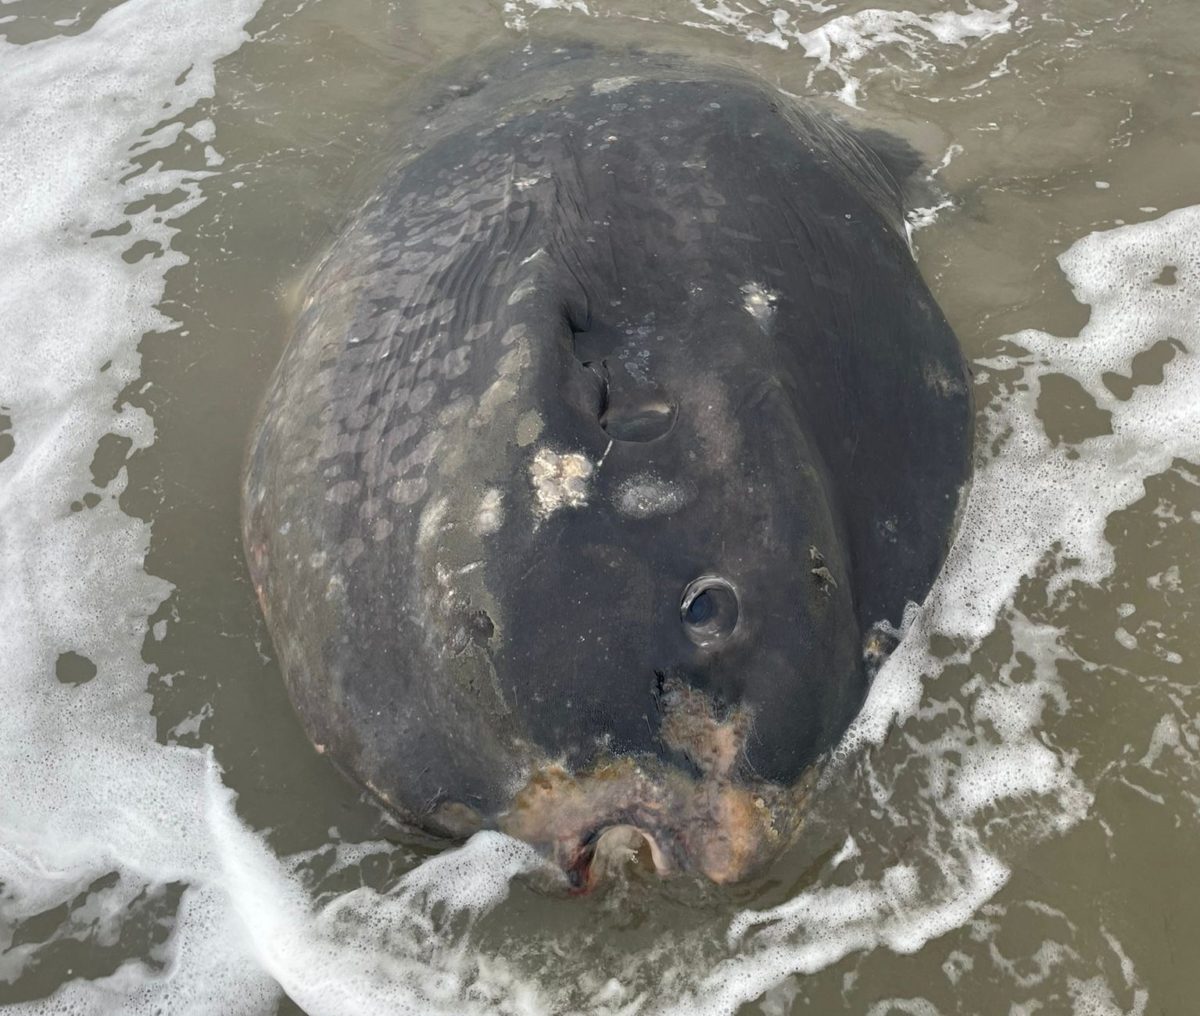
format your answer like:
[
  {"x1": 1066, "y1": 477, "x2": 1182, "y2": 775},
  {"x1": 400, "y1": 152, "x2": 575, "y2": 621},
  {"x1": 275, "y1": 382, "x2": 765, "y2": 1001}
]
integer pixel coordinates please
[
  {"x1": 0, "y1": 0, "x2": 265, "y2": 1010},
  {"x1": 0, "y1": 8, "x2": 588, "y2": 994},
  {"x1": 847, "y1": 205, "x2": 1200, "y2": 756},
  {"x1": 502, "y1": 0, "x2": 1015, "y2": 107},
  {"x1": 685, "y1": 1, "x2": 1017, "y2": 105},
  {"x1": 4, "y1": 0, "x2": 1198, "y2": 1010},
  {"x1": 501, "y1": 0, "x2": 590, "y2": 32},
  {"x1": 203, "y1": 760, "x2": 548, "y2": 1016},
  {"x1": 676, "y1": 848, "x2": 1008, "y2": 1014},
  {"x1": 684, "y1": 204, "x2": 1200, "y2": 1014}
]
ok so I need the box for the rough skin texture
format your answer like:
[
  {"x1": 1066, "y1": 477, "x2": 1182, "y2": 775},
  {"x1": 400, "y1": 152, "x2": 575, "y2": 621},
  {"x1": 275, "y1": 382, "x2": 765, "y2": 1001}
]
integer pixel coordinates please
[{"x1": 242, "y1": 45, "x2": 973, "y2": 880}]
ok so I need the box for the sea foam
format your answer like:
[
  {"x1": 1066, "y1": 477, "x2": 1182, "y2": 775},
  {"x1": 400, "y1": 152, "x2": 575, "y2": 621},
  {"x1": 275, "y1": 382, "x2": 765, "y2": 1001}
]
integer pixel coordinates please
[{"x1": 2, "y1": 0, "x2": 1197, "y2": 1011}]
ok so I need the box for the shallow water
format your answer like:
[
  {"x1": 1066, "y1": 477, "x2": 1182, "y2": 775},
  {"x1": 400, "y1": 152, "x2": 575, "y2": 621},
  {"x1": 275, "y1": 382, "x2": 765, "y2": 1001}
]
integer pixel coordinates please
[{"x1": 1, "y1": 0, "x2": 1197, "y2": 1013}]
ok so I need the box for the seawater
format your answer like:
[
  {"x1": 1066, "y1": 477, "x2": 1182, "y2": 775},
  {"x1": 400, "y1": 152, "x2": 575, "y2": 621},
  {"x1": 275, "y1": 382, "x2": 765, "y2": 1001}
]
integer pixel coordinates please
[{"x1": 1, "y1": 1, "x2": 1197, "y2": 1013}]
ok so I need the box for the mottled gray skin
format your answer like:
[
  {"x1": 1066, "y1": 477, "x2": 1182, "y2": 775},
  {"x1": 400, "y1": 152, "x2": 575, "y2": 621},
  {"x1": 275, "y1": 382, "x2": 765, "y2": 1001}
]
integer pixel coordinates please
[{"x1": 243, "y1": 46, "x2": 973, "y2": 883}]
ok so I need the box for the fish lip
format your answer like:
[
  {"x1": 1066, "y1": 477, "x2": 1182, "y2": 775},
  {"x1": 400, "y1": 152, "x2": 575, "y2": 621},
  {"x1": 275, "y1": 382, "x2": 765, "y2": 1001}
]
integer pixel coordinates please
[{"x1": 566, "y1": 823, "x2": 672, "y2": 893}]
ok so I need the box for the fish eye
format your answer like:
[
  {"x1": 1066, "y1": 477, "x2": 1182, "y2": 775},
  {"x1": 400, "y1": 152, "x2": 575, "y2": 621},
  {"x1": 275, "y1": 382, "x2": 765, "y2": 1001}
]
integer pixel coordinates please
[
  {"x1": 685, "y1": 592, "x2": 714, "y2": 624},
  {"x1": 680, "y1": 576, "x2": 739, "y2": 647}
]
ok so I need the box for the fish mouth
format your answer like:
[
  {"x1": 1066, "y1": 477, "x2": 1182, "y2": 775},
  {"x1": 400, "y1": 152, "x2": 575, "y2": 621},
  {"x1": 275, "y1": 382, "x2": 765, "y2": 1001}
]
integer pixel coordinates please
[
  {"x1": 496, "y1": 672, "x2": 817, "y2": 889},
  {"x1": 498, "y1": 755, "x2": 816, "y2": 890},
  {"x1": 566, "y1": 823, "x2": 670, "y2": 892}
]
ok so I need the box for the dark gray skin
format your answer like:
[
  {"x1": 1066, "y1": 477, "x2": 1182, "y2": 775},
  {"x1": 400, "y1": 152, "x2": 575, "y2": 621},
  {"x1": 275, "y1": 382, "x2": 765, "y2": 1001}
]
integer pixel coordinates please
[{"x1": 242, "y1": 45, "x2": 973, "y2": 885}]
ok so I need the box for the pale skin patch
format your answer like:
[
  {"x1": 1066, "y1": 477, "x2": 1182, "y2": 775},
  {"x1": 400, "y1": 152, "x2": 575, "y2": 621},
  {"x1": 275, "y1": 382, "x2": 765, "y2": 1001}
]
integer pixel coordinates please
[
  {"x1": 691, "y1": 784, "x2": 773, "y2": 884},
  {"x1": 324, "y1": 480, "x2": 360, "y2": 505},
  {"x1": 529, "y1": 448, "x2": 593, "y2": 516},
  {"x1": 475, "y1": 488, "x2": 504, "y2": 536},
  {"x1": 472, "y1": 338, "x2": 530, "y2": 426},
  {"x1": 516, "y1": 409, "x2": 544, "y2": 447},
  {"x1": 657, "y1": 676, "x2": 749, "y2": 781},
  {"x1": 499, "y1": 746, "x2": 814, "y2": 885},
  {"x1": 417, "y1": 497, "x2": 448, "y2": 549},
  {"x1": 591, "y1": 76, "x2": 639, "y2": 96},
  {"x1": 475, "y1": 377, "x2": 517, "y2": 422},
  {"x1": 507, "y1": 281, "x2": 537, "y2": 306},
  {"x1": 494, "y1": 673, "x2": 817, "y2": 886},
  {"x1": 689, "y1": 375, "x2": 737, "y2": 467},
  {"x1": 388, "y1": 477, "x2": 427, "y2": 505},
  {"x1": 741, "y1": 281, "x2": 779, "y2": 329},
  {"x1": 616, "y1": 474, "x2": 693, "y2": 519}
]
